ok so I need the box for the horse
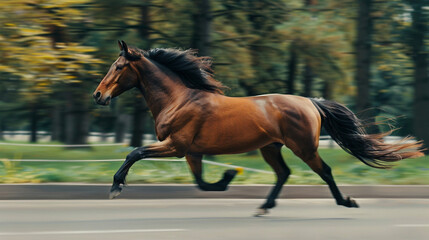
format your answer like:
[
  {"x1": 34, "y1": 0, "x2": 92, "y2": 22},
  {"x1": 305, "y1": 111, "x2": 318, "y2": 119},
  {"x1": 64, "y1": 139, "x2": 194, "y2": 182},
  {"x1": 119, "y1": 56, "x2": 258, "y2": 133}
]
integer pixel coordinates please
[{"x1": 93, "y1": 40, "x2": 424, "y2": 216}]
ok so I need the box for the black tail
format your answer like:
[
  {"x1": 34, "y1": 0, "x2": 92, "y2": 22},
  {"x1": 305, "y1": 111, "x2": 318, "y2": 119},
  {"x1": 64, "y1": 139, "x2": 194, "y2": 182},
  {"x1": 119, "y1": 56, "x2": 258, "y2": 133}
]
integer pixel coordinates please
[{"x1": 310, "y1": 98, "x2": 424, "y2": 169}]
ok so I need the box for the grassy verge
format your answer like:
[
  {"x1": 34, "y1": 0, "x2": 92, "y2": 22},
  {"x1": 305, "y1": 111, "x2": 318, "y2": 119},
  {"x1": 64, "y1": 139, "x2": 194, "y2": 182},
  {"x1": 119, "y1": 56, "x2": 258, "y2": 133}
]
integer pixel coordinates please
[{"x1": 0, "y1": 142, "x2": 428, "y2": 184}]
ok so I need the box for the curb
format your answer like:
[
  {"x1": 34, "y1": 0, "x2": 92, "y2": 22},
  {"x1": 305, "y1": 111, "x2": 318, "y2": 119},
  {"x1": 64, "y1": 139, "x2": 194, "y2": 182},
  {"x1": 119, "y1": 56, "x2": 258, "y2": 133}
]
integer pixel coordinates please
[{"x1": 0, "y1": 184, "x2": 428, "y2": 200}]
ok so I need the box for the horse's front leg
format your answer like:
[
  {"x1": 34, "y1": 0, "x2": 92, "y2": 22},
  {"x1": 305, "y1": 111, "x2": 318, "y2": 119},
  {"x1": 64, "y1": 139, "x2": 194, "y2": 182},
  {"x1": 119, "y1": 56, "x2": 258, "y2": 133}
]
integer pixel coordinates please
[
  {"x1": 186, "y1": 153, "x2": 238, "y2": 191},
  {"x1": 109, "y1": 140, "x2": 181, "y2": 199}
]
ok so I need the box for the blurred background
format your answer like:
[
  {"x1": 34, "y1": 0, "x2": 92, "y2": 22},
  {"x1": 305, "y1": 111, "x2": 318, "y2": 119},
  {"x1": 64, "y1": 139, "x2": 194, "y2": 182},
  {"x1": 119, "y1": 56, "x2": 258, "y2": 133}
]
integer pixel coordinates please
[{"x1": 0, "y1": 0, "x2": 427, "y2": 185}]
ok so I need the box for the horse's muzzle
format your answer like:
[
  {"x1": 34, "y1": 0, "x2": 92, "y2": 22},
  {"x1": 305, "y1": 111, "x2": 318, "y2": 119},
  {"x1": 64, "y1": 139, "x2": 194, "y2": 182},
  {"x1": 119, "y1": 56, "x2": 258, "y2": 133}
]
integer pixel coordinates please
[{"x1": 93, "y1": 91, "x2": 111, "y2": 105}]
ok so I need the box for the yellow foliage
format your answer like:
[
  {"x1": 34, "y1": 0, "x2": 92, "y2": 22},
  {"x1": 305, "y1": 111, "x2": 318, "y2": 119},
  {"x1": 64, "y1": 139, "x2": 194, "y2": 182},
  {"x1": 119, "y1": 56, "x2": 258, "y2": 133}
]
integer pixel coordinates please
[
  {"x1": 19, "y1": 28, "x2": 47, "y2": 37},
  {"x1": 64, "y1": 45, "x2": 98, "y2": 53},
  {"x1": 378, "y1": 65, "x2": 393, "y2": 71},
  {"x1": 64, "y1": 75, "x2": 77, "y2": 79},
  {"x1": 0, "y1": 65, "x2": 9, "y2": 71},
  {"x1": 0, "y1": 0, "x2": 104, "y2": 102}
]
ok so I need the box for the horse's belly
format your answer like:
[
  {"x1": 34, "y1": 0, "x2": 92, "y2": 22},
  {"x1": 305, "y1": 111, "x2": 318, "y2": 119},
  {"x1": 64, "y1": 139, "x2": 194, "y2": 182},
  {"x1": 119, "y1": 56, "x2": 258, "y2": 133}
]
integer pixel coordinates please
[
  {"x1": 189, "y1": 122, "x2": 279, "y2": 154},
  {"x1": 190, "y1": 138, "x2": 272, "y2": 154}
]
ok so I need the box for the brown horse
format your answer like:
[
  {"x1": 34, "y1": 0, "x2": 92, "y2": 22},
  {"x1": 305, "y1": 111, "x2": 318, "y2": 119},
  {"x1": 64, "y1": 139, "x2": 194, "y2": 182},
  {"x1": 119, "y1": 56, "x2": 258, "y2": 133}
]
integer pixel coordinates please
[{"x1": 93, "y1": 41, "x2": 424, "y2": 216}]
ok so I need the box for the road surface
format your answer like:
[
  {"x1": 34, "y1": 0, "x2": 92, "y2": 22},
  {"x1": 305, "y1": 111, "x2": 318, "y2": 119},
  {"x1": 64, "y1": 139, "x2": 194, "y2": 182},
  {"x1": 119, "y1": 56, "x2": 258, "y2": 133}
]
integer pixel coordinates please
[{"x1": 0, "y1": 199, "x2": 428, "y2": 240}]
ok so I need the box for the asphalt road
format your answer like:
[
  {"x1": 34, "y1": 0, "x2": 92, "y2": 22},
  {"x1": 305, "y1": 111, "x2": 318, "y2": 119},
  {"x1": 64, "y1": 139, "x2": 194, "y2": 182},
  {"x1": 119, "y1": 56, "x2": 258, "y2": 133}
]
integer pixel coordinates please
[
  {"x1": 0, "y1": 199, "x2": 428, "y2": 240},
  {"x1": 2, "y1": 184, "x2": 429, "y2": 199}
]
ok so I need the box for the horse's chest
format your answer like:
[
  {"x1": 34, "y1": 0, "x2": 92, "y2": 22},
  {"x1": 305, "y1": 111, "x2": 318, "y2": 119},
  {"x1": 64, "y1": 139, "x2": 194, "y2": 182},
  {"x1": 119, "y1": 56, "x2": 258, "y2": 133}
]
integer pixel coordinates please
[{"x1": 154, "y1": 110, "x2": 202, "y2": 141}]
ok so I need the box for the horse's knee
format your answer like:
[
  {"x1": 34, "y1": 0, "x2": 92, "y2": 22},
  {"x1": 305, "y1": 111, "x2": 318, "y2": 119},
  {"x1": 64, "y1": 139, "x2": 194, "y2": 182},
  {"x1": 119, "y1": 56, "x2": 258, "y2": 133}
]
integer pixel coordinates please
[
  {"x1": 284, "y1": 166, "x2": 291, "y2": 177},
  {"x1": 126, "y1": 148, "x2": 145, "y2": 162}
]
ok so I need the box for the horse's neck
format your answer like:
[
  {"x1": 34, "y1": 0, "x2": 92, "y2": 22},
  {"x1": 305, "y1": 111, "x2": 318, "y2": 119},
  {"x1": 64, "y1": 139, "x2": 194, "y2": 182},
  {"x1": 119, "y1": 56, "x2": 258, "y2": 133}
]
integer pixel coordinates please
[{"x1": 135, "y1": 59, "x2": 188, "y2": 119}]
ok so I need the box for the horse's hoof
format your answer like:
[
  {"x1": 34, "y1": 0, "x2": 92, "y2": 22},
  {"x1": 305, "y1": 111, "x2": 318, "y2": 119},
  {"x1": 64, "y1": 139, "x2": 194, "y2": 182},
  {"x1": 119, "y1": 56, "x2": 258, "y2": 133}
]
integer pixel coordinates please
[
  {"x1": 346, "y1": 197, "x2": 359, "y2": 208},
  {"x1": 109, "y1": 189, "x2": 121, "y2": 199},
  {"x1": 109, "y1": 186, "x2": 122, "y2": 199},
  {"x1": 254, "y1": 208, "x2": 269, "y2": 217}
]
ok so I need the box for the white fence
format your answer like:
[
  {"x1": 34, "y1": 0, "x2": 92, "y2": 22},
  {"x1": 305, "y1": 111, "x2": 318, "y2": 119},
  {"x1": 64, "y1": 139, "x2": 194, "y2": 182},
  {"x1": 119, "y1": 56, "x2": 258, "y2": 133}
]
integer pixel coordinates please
[
  {"x1": 1, "y1": 131, "x2": 415, "y2": 149},
  {"x1": 1, "y1": 131, "x2": 156, "y2": 145},
  {"x1": 0, "y1": 134, "x2": 419, "y2": 175}
]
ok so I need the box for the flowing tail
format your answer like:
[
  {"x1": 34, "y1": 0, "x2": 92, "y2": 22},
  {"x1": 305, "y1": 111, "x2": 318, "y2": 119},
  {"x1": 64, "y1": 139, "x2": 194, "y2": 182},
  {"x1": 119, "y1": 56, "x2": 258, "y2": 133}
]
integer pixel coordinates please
[{"x1": 310, "y1": 98, "x2": 425, "y2": 169}]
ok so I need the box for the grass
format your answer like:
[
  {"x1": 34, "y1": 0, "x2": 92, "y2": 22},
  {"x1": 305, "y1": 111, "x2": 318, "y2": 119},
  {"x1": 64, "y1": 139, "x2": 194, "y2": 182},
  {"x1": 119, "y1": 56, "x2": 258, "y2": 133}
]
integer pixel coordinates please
[{"x1": 0, "y1": 141, "x2": 428, "y2": 185}]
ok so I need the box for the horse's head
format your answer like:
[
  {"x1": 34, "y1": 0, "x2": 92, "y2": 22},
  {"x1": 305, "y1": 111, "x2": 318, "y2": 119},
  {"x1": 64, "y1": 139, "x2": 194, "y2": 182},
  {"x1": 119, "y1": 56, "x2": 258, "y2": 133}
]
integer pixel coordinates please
[{"x1": 93, "y1": 40, "x2": 141, "y2": 105}]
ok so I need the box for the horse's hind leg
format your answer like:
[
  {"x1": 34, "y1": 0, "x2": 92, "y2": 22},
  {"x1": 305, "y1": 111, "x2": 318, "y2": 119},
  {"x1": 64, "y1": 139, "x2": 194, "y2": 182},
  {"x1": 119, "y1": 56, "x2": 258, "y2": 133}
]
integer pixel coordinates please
[
  {"x1": 186, "y1": 153, "x2": 238, "y2": 191},
  {"x1": 299, "y1": 151, "x2": 359, "y2": 208},
  {"x1": 256, "y1": 143, "x2": 291, "y2": 216}
]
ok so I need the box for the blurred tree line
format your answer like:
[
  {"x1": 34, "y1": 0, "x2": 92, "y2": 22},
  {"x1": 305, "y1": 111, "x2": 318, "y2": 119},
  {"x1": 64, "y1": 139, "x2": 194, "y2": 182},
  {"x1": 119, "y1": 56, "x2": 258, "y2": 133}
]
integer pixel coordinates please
[{"x1": 0, "y1": 0, "x2": 427, "y2": 149}]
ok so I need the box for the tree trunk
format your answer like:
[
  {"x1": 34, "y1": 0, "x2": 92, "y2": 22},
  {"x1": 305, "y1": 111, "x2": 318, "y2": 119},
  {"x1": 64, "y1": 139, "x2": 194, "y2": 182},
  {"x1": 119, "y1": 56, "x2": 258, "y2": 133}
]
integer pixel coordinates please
[
  {"x1": 0, "y1": 118, "x2": 4, "y2": 141},
  {"x1": 190, "y1": 0, "x2": 212, "y2": 56},
  {"x1": 323, "y1": 80, "x2": 333, "y2": 100},
  {"x1": 355, "y1": 0, "x2": 378, "y2": 133},
  {"x1": 138, "y1": 1, "x2": 151, "y2": 48},
  {"x1": 411, "y1": 1, "x2": 429, "y2": 152},
  {"x1": 64, "y1": 83, "x2": 89, "y2": 145},
  {"x1": 59, "y1": 109, "x2": 66, "y2": 142},
  {"x1": 115, "y1": 113, "x2": 130, "y2": 143},
  {"x1": 287, "y1": 45, "x2": 298, "y2": 94},
  {"x1": 128, "y1": 1, "x2": 152, "y2": 147},
  {"x1": 49, "y1": 22, "x2": 69, "y2": 143},
  {"x1": 130, "y1": 97, "x2": 144, "y2": 147},
  {"x1": 355, "y1": 0, "x2": 373, "y2": 113},
  {"x1": 303, "y1": 62, "x2": 313, "y2": 97},
  {"x1": 30, "y1": 106, "x2": 38, "y2": 143},
  {"x1": 51, "y1": 104, "x2": 62, "y2": 141}
]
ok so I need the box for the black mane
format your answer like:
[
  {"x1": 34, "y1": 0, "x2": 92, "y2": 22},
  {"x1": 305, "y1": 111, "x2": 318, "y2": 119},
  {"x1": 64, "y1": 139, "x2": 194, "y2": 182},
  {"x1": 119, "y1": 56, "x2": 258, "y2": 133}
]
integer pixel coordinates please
[{"x1": 126, "y1": 47, "x2": 226, "y2": 94}]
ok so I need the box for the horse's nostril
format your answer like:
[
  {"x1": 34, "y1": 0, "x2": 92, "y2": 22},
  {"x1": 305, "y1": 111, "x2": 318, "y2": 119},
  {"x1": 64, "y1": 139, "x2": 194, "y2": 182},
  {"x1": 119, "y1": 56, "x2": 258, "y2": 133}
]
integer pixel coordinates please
[{"x1": 94, "y1": 91, "x2": 101, "y2": 99}]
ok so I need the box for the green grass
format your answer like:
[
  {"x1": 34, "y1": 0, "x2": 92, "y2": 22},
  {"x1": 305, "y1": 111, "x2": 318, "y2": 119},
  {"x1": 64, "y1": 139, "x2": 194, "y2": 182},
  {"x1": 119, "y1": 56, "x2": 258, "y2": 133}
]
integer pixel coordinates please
[{"x1": 0, "y1": 142, "x2": 428, "y2": 184}]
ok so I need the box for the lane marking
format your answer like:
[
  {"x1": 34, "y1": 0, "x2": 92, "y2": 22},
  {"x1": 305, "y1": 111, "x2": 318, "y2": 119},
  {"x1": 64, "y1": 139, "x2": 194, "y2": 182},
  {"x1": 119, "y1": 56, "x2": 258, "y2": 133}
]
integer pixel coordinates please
[
  {"x1": 396, "y1": 224, "x2": 429, "y2": 228},
  {"x1": 0, "y1": 229, "x2": 187, "y2": 236}
]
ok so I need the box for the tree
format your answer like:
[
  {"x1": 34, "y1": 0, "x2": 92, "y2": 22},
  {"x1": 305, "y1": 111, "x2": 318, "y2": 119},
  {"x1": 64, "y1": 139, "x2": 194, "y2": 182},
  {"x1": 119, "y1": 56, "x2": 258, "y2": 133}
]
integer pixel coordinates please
[
  {"x1": 0, "y1": 0, "x2": 102, "y2": 144},
  {"x1": 191, "y1": 0, "x2": 212, "y2": 56},
  {"x1": 355, "y1": 0, "x2": 374, "y2": 118},
  {"x1": 409, "y1": 0, "x2": 429, "y2": 151},
  {"x1": 286, "y1": 42, "x2": 298, "y2": 94},
  {"x1": 0, "y1": 0, "x2": 422, "y2": 146},
  {"x1": 128, "y1": 1, "x2": 153, "y2": 147},
  {"x1": 277, "y1": 0, "x2": 351, "y2": 99}
]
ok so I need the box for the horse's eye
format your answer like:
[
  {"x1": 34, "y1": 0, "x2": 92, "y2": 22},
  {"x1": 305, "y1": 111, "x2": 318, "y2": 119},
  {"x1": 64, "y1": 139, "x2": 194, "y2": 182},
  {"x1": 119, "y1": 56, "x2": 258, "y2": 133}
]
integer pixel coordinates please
[{"x1": 116, "y1": 66, "x2": 123, "y2": 71}]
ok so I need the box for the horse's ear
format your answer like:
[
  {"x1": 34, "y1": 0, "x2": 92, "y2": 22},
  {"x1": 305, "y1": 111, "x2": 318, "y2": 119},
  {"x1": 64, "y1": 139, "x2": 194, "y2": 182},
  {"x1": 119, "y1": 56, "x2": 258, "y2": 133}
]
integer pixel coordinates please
[
  {"x1": 121, "y1": 40, "x2": 129, "y2": 54},
  {"x1": 118, "y1": 40, "x2": 140, "y2": 60}
]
